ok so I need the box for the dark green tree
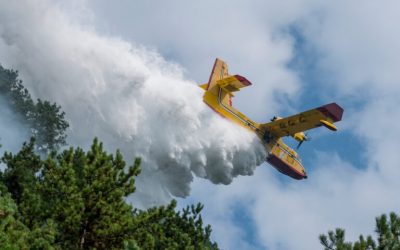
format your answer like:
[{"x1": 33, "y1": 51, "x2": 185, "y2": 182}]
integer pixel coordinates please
[
  {"x1": 31, "y1": 99, "x2": 69, "y2": 153},
  {"x1": 0, "y1": 185, "x2": 56, "y2": 249},
  {"x1": 0, "y1": 66, "x2": 34, "y2": 117},
  {"x1": 320, "y1": 212, "x2": 400, "y2": 250},
  {"x1": 1, "y1": 138, "x2": 140, "y2": 249},
  {"x1": 0, "y1": 65, "x2": 69, "y2": 153},
  {"x1": 0, "y1": 138, "x2": 218, "y2": 249},
  {"x1": 131, "y1": 200, "x2": 218, "y2": 249},
  {"x1": 0, "y1": 138, "x2": 43, "y2": 228},
  {"x1": 38, "y1": 138, "x2": 141, "y2": 249}
]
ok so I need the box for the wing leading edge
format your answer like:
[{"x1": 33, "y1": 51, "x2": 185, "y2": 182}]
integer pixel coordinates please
[{"x1": 262, "y1": 103, "x2": 344, "y2": 138}]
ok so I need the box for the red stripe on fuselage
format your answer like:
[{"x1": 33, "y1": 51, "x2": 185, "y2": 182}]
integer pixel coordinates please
[
  {"x1": 206, "y1": 59, "x2": 218, "y2": 90},
  {"x1": 266, "y1": 154, "x2": 306, "y2": 180}
]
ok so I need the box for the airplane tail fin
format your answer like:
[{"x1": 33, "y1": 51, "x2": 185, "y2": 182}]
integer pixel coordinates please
[
  {"x1": 200, "y1": 58, "x2": 252, "y2": 107},
  {"x1": 204, "y1": 58, "x2": 230, "y2": 90}
]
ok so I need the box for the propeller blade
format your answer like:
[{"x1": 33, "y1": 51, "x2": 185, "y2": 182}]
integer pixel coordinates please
[{"x1": 296, "y1": 140, "x2": 304, "y2": 149}]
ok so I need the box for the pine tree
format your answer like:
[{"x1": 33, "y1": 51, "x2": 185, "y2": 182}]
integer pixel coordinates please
[
  {"x1": 31, "y1": 99, "x2": 69, "y2": 153},
  {"x1": 320, "y1": 212, "x2": 400, "y2": 250},
  {"x1": 0, "y1": 65, "x2": 34, "y2": 118},
  {"x1": 131, "y1": 200, "x2": 218, "y2": 249},
  {"x1": 0, "y1": 185, "x2": 56, "y2": 249},
  {"x1": 38, "y1": 138, "x2": 141, "y2": 249},
  {"x1": 0, "y1": 138, "x2": 140, "y2": 249},
  {"x1": 0, "y1": 138, "x2": 43, "y2": 228},
  {"x1": 0, "y1": 65, "x2": 69, "y2": 152},
  {"x1": 0, "y1": 138, "x2": 219, "y2": 249}
]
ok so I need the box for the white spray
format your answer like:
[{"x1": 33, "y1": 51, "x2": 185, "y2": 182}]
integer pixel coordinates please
[{"x1": 0, "y1": 0, "x2": 266, "y2": 207}]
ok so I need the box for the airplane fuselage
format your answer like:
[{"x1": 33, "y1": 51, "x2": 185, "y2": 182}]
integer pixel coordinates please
[{"x1": 201, "y1": 84, "x2": 308, "y2": 180}]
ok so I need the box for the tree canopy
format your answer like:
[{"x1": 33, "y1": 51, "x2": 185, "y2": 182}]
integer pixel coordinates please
[
  {"x1": 320, "y1": 212, "x2": 400, "y2": 250},
  {"x1": 0, "y1": 65, "x2": 69, "y2": 153},
  {"x1": 0, "y1": 139, "x2": 218, "y2": 249}
]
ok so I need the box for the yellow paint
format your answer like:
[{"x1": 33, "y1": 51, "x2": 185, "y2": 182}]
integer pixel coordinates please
[
  {"x1": 293, "y1": 132, "x2": 306, "y2": 142},
  {"x1": 320, "y1": 119, "x2": 337, "y2": 131},
  {"x1": 199, "y1": 83, "x2": 208, "y2": 90}
]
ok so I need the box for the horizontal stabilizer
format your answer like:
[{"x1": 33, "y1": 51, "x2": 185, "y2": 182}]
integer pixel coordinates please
[
  {"x1": 216, "y1": 75, "x2": 252, "y2": 94},
  {"x1": 199, "y1": 83, "x2": 208, "y2": 90}
]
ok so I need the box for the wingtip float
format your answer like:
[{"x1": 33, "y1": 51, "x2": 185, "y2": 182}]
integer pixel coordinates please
[{"x1": 199, "y1": 58, "x2": 344, "y2": 180}]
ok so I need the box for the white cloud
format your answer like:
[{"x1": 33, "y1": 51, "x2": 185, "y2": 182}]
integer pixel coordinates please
[{"x1": 302, "y1": 0, "x2": 400, "y2": 95}]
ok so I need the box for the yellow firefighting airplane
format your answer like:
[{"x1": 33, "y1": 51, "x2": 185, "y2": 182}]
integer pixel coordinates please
[{"x1": 199, "y1": 59, "x2": 343, "y2": 179}]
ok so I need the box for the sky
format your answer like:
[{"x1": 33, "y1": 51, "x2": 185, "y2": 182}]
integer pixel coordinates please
[{"x1": 1, "y1": 0, "x2": 400, "y2": 249}]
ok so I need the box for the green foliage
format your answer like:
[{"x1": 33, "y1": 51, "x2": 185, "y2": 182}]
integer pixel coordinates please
[
  {"x1": 1, "y1": 138, "x2": 140, "y2": 249},
  {"x1": 0, "y1": 190, "x2": 32, "y2": 249},
  {"x1": 0, "y1": 138, "x2": 218, "y2": 249},
  {"x1": 320, "y1": 212, "x2": 400, "y2": 250},
  {"x1": 0, "y1": 138, "x2": 43, "y2": 228},
  {"x1": 0, "y1": 66, "x2": 34, "y2": 117},
  {"x1": 31, "y1": 99, "x2": 69, "y2": 153},
  {"x1": 320, "y1": 229, "x2": 354, "y2": 250},
  {"x1": 123, "y1": 240, "x2": 141, "y2": 250},
  {"x1": 0, "y1": 187, "x2": 56, "y2": 249},
  {"x1": 39, "y1": 138, "x2": 141, "y2": 249},
  {"x1": 375, "y1": 213, "x2": 400, "y2": 249},
  {"x1": 0, "y1": 65, "x2": 69, "y2": 152},
  {"x1": 132, "y1": 200, "x2": 218, "y2": 249}
]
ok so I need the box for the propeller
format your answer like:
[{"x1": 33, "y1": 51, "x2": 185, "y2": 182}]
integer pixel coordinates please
[
  {"x1": 296, "y1": 140, "x2": 304, "y2": 149},
  {"x1": 296, "y1": 133, "x2": 311, "y2": 149}
]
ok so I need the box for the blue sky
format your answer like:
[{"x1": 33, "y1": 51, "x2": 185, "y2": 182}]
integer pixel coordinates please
[
  {"x1": 1, "y1": 1, "x2": 400, "y2": 249},
  {"x1": 287, "y1": 26, "x2": 365, "y2": 170}
]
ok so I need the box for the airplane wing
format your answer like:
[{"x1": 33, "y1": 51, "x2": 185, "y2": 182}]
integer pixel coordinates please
[{"x1": 262, "y1": 103, "x2": 344, "y2": 138}]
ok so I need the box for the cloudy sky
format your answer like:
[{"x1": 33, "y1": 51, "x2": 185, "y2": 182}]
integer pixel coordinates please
[{"x1": 1, "y1": 0, "x2": 400, "y2": 249}]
